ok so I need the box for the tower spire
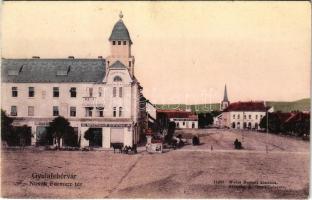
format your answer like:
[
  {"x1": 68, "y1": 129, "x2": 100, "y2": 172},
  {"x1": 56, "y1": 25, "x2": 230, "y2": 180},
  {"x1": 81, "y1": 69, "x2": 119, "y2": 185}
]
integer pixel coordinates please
[
  {"x1": 223, "y1": 84, "x2": 228, "y2": 102},
  {"x1": 221, "y1": 84, "x2": 230, "y2": 111}
]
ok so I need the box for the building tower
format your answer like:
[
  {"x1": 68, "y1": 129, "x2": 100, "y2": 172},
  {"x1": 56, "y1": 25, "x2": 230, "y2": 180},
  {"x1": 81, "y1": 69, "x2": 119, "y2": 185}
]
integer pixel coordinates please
[
  {"x1": 106, "y1": 11, "x2": 135, "y2": 77},
  {"x1": 221, "y1": 84, "x2": 230, "y2": 110}
]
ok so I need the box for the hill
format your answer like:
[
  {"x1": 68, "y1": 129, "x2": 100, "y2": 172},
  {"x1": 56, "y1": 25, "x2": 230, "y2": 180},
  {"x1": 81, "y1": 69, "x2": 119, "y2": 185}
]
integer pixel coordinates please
[
  {"x1": 155, "y1": 98, "x2": 310, "y2": 113},
  {"x1": 267, "y1": 98, "x2": 310, "y2": 112}
]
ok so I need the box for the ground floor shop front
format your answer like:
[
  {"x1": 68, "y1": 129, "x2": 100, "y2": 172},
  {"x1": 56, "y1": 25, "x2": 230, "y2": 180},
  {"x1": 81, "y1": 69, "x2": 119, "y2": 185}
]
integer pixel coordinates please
[{"x1": 11, "y1": 118, "x2": 140, "y2": 148}]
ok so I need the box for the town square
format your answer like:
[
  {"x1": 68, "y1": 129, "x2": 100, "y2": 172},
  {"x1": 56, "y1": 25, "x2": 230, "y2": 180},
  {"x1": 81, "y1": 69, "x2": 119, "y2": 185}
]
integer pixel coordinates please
[{"x1": 1, "y1": 1, "x2": 310, "y2": 199}]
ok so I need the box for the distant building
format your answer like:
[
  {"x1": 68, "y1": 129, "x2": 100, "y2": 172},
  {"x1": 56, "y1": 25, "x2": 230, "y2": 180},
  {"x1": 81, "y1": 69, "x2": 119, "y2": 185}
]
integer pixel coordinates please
[
  {"x1": 156, "y1": 110, "x2": 198, "y2": 129},
  {"x1": 219, "y1": 101, "x2": 271, "y2": 129}
]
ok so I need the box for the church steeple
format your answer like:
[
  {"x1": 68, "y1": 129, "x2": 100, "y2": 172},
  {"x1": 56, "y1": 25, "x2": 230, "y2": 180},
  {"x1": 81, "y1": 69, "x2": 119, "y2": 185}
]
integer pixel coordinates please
[
  {"x1": 221, "y1": 84, "x2": 230, "y2": 110},
  {"x1": 223, "y1": 84, "x2": 228, "y2": 102}
]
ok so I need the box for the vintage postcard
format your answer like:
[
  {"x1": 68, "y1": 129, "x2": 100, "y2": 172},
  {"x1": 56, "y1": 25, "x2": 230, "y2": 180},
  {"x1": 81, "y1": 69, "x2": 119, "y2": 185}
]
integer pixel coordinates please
[{"x1": 1, "y1": 1, "x2": 310, "y2": 199}]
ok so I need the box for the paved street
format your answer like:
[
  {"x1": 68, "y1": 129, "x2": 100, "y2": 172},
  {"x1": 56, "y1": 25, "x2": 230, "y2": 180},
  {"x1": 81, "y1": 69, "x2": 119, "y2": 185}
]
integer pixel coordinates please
[{"x1": 1, "y1": 129, "x2": 309, "y2": 198}]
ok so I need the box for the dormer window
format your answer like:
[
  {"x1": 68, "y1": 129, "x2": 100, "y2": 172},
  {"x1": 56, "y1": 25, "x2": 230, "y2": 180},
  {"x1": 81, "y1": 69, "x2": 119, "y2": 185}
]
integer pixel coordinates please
[{"x1": 113, "y1": 76, "x2": 122, "y2": 82}]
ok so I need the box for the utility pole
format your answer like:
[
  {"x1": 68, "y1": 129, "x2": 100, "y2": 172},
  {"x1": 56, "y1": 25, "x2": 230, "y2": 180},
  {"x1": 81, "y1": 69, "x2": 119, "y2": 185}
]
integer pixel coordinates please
[{"x1": 265, "y1": 101, "x2": 269, "y2": 154}]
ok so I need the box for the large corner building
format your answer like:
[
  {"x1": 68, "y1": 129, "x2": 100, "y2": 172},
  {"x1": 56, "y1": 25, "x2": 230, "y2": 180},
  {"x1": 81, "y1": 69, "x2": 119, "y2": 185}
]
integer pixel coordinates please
[{"x1": 1, "y1": 13, "x2": 144, "y2": 148}]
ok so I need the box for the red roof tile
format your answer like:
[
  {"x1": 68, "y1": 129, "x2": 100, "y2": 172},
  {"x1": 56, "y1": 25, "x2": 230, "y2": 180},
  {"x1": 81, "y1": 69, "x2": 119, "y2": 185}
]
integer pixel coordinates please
[
  {"x1": 223, "y1": 101, "x2": 266, "y2": 112},
  {"x1": 156, "y1": 110, "x2": 194, "y2": 118}
]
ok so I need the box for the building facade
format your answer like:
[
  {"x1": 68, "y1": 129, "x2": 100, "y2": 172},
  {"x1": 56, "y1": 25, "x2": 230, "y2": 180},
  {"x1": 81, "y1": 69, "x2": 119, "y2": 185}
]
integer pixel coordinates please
[
  {"x1": 218, "y1": 101, "x2": 268, "y2": 130},
  {"x1": 1, "y1": 13, "x2": 144, "y2": 148},
  {"x1": 156, "y1": 110, "x2": 198, "y2": 129}
]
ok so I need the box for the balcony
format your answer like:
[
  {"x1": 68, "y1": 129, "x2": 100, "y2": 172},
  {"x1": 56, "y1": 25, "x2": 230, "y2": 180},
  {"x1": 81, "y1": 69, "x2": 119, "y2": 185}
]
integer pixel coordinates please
[{"x1": 82, "y1": 97, "x2": 104, "y2": 107}]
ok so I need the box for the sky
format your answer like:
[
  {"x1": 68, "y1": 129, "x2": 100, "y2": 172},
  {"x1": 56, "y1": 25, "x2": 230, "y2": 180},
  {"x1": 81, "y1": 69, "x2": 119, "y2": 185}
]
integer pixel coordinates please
[{"x1": 1, "y1": 1, "x2": 311, "y2": 104}]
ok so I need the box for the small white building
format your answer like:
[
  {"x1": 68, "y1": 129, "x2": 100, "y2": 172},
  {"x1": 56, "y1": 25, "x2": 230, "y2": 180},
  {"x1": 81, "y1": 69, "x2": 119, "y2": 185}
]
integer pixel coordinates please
[
  {"x1": 1, "y1": 13, "x2": 145, "y2": 148},
  {"x1": 170, "y1": 116, "x2": 198, "y2": 129},
  {"x1": 156, "y1": 110, "x2": 198, "y2": 129}
]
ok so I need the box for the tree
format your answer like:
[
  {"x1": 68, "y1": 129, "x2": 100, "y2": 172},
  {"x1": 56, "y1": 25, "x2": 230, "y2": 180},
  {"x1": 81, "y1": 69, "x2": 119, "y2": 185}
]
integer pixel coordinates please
[
  {"x1": 84, "y1": 128, "x2": 94, "y2": 141},
  {"x1": 63, "y1": 126, "x2": 78, "y2": 147},
  {"x1": 259, "y1": 113, "x2": 281, "y2": 133},
  {"x1": 15, "y1": 125, "x2": 32, "y2": 146},
  {"x1": 47, "y1": 116, "x2": 74, "y2": 148},
  {"x1": 164, "y1": 121, "x2": 176, "y2": 143},
  {"x1": 205, "y1": 113, "x2": 214, "y2": 125},
  {"x1": 1, "y1": 110, "x2": 14, "y2": 144}
]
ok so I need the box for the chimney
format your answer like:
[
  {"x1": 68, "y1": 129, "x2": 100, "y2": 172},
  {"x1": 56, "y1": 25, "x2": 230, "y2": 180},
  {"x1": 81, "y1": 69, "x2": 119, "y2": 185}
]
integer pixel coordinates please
[
  {"x1": 68, "y1": 56, "x2": 75, "y2": 59},
  {"x1": 98, "y1": 56, "x2": 103, "y2": 59},
  {"x1": 32, "y1": 56, "x2": 40, "y2": 59}
]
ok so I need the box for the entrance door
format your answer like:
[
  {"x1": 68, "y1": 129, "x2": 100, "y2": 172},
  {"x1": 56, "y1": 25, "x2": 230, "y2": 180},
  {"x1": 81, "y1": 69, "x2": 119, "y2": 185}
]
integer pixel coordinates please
[
  {"x1": 36, "y1": 126, "x2": 53, "y2": 146},
  {"x1": 110, "y1": 128, "x2": 124, "y2": 145},
  {"x1": 89, "y1": 128, "x2": 102, "y2": 147}
]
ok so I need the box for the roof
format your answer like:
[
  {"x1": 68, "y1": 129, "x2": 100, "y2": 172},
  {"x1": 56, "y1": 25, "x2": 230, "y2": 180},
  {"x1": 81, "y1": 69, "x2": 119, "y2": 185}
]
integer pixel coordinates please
[
  {"x1": 156, "y1": 109, "x2": 195, "y2": 119},
  {"x1": 110, "y1": 60, "x2": 127, "y2": 69},
  {"x1": 274, "y1": 112, "x2": 293, "y2": 123},
  {"x1": 109, "y1": 20, "x2": 132, "y2": 44},
  {"x1": 1, "y1": 58, "x2": 106, "y2": 83},
  {"x1": 223, "y1": 101, "x2": 267, "y2": 112},
  {"x1": 284, "y1": 112, "x2": 310, "y2": 123}
]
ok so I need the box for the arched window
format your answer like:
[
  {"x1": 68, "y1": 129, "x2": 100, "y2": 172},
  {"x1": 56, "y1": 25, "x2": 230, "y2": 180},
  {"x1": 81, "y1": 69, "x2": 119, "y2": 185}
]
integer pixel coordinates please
[{"x1": 113, "y1": 76, "x2": 122, "y2": 82}]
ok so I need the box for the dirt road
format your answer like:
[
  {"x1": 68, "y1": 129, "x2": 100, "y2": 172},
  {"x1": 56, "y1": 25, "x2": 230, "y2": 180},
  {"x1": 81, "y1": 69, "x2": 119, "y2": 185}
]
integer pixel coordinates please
[{"x1": 1, "y1": 129, "x2": 309, "y2": 198}]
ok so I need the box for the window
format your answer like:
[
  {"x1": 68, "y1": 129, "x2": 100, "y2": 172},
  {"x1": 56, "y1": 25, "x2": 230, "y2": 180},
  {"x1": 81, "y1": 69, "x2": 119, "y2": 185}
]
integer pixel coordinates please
[
  {"x1": 70, "y1": 87, "x2": 76, "y2": 97},
  {"x1": 119, "y1": 87, "x2": 123, "y2": 97},
  {"x1": 89, "y1": 88, "x2": 93, "y2": 97},
  {"x1": 53, "y1": 87, "x2": 59, "y2": 97},
  {"x1": 113, "y1": 107, "x2": 116, "y2": 117},
  {"x1": 113, "y1": 76, "x2": 122, "y2": 82},
  {"x1": 70, "y1": 107, "x2": 76, "y2": 117},
  {"x1": 85, "y1": 107, "x2": 93, "y2": 117},
  {"x1": 123, "y1": 41, "x2": 126, "y2": 45},
  {"x1": 96, "y1": 107, "x2": 104, "y2": 117},
  {"x1": 118, "y1": 41, "x2": 121, "y2": 45},
  {"x1": 237, "y1": 114, "x2": 240, "y2": 119},
  {"x1": 12, "y1": 87, "x2": 18, "y2": 97},
  {"x1": 112, "y1": 41, "x2": 116, "y2": 45},
  {"x1": 244, "y1": 115, "x2": 246, "y2": 119},
  {"x1": 129, "y1": 61, "x2": 131, "y2": 67},
  {"x1": 233, "y1": 114, "x2": 235, "y2": 119},
  {"x1": 119, "y1": 107, "x2": 122, "y2": 117},
  {"x1": 29, "y1": 87, "x2": 34, "y2": 97},
  {"x1": 249, "y1": 115, "x2": 251, "y2": 119},
  {"x1": 98, "y1": 87, "x2": 102, "y2": 97},
  {"x1": 11, "y1": 106, "x2": 17, "y2": 116},
  {"x1": 28, "y1": 106, "x2": 34, "y2": 116},
  {"x1": 53, "y1": 106, "x2": 59, "y2": 116},
  {"x1": 113, "y1": 87, "x2": 116, "y2": 97},
  {"x1": 256, "y1": 115, "x2": 258, "y2": 120},
  {"x1": 260, "y1": 115, "x2": 263, "y2": 119},
  {"x1": 183, "y1": 122, "x2": 185, "y2": 126}
]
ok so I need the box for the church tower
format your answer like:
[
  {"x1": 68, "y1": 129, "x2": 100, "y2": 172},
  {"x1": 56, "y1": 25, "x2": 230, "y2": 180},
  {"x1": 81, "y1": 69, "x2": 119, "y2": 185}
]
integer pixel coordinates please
[
  {"x1": 106, "y1": 12, "x2": 135, "y2": 77},
  {"x1": 221, "y1": 84, "x2": 230, "y2": 110}
]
